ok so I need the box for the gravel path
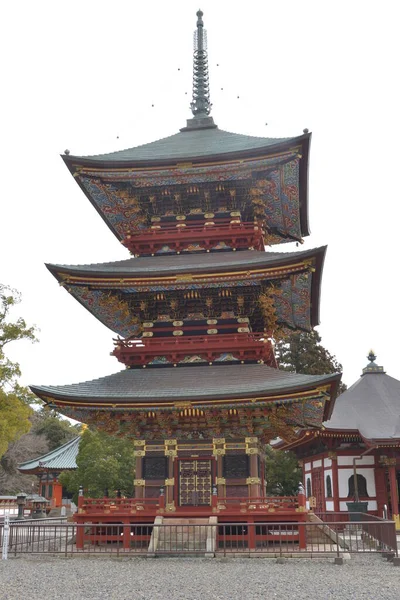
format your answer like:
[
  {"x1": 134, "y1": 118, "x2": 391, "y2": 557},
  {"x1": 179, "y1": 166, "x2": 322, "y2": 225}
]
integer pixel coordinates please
[{"x1": 0, "y1": 555, "x2": 399, "y2": 600}]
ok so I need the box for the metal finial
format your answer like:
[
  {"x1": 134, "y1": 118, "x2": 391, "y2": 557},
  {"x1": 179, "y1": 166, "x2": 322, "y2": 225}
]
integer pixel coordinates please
[
  {"x1": 190, "y1": 9, "x2": 212, "y2": 117},
  {"x1": 362, "y1": 350, "x2": 385, "y2": 375}
]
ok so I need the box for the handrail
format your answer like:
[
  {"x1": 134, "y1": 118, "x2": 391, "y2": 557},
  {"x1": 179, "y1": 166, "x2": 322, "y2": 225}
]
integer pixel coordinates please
[
  {"x1": 125, "y1": 221, "x2": 259, "y2": 238},
  {"x1": 114, "y1": 332, "x2": 268, "y2": 349}
]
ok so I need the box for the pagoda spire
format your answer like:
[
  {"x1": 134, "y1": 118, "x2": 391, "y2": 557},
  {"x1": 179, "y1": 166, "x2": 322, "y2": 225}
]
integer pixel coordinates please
[
  {"x1": 191, "y1": 9, "x2": 211, "y2": 117},
  {"x1": 181, "y1": 10, "x2": 217, "y2": 131}
]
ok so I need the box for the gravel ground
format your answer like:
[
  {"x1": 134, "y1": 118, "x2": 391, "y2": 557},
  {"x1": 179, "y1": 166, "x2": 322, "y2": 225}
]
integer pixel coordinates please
[{"x1": 0, "y1": 555, "x2": 399, "y2": 600}]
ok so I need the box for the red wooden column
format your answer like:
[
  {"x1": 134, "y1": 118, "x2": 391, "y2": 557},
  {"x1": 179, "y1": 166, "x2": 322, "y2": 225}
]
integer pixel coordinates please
[
  {"x1": 329, "y1": 452, "x2": 340, "y2": 512},
  {"x1": 247, "y1": 437, "x2": 261, "y2": 499},
  {"x1": 374, "y1": 460, "x2": 387, "y2": 517},
  {"x1": 133, "y1": 441, "x2": 145, "y2": 499},
  {"x1": 388, "y1": 459, "x2": 399, "y2": 517}
]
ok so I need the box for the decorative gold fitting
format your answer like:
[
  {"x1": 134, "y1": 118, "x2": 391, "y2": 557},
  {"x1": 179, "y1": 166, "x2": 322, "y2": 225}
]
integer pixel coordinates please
[
  {"x1": 166, "y1": 503, "x2": 176, "y2": 512},
  {"x1": 142, "y1": 322, "x2": 154, "y2": 328},
  {"x1": 207, "y1": 319, "x2": 218, "y2": 325},
  {"x1": 246, "y1": 477, "x2": 261, "y2": 485},
  {"x1": 165, "y1": 449, "x2": 177, "y2": 457},
  {"x1": 134, "y1": 479, "x2": 145, "y2": 487},
  {"x1": 295, "y1": 506, "x2": 306, "y2": 512},
  {"x1": 165, "y1": 478, "x2": 175, "y2": 486},
  {"x1": 245, "y1": 437, "x2": 258, "y2": 444},
  {"x1": 164, "y1": 440, "x2": 177, "y2": 446},
  {"x1": 213, "y1": 448, "x2": 226, "y2": 456},
  {"x1": 327, "y1": 452, "x2": 337, "y2": 460},
  {"x1": 213, "y1": 438, "x2": 225, "y2": 445},
  {"x1": 207, "y1": 329, "x2": 218, "y2": 334},
  {"x1": 216, "y1": 477, "x2": 226, "y2": 485},
  {"x1": 134, "y1": 450, "x2": 146, "y2": 457},
  {"x1": 246, "y1": 448, "x2": 259, "y2": 455},
  {"x1": 172, "y1": 321, "x2": 183, "y2": 326},
  {"x1": 134, "y1": 440, "x2": 146, "y2": 446}
]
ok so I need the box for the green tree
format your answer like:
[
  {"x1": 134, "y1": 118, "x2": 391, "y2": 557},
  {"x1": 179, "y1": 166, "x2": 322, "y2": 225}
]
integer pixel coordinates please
[
  {"x1": 34, "y1": 412, "x2": 80, "y2": 451},
  {"x1": 275, "y1": 330, "x2": 346, "y2": 393},
  {"x1": 59, "y1": 429, "x2": 135, "y2": 502},
  {"x1": 265, "y1": 445, "x2": 302, "y2": 496},
  {"x1": 0, "y1": 285, "x2": 37, "y2": 458}
]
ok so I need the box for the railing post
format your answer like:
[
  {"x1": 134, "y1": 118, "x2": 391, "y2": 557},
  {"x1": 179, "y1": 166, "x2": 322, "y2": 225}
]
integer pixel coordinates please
[
  {"x1": 76, "y1": 523, "x2": 84, "y2": 550},
  {"x1": 212, "y1": 485, "x2": 218, "y2": 510},
  {"x1": 159, "y1": 487, "x2": 165, "y2": 510},
  {"x1": 1, "y1": 515, "x2": 10, "y2": 560},
  {"x1": 248, "y1": 521, "x2": 256, "y2": 551},
  {"x1": 298, "y1": 520, "x2": 306, "y2": 550}
]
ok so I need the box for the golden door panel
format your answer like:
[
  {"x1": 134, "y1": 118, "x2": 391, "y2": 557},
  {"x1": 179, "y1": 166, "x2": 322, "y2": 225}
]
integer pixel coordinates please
[{"x1": 179, "y1": 459, "x2": 212, "y2": 506}]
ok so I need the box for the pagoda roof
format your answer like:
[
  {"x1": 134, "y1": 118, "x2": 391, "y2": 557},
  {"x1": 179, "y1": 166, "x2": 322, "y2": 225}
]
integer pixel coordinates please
[
  {"x1": 31, "y1": 364, "x2": 339, "y2": 418},
  {"x1": 47, "y1": 247, "x2": 325, "y2": 336},
  {"x1": 48, "y1": 247, "x2": 324, "y2": 279},
  {"x1": 18, "y1": 436, "x2": 80, "y2": 474},
  {"x1": 63, "y1": 129, "x2": 308, "y2": 167},
  {"x1": 324, "y1": 353, "x2": 400, "y2": 444}
]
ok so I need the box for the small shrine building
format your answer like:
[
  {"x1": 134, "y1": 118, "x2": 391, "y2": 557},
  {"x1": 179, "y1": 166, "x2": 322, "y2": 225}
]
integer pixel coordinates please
[
  {"x1": 279, "y1": 353, "x2": 400, "y2": 528},
  {"x1": 18, "y1": 436, "x2": 80, "y2": 509}
]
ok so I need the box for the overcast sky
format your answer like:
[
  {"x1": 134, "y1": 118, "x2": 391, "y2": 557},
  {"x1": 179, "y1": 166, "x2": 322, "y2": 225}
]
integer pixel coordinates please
[{"x1": 1, "y1": 0, "x2": 399, "y2": 396}]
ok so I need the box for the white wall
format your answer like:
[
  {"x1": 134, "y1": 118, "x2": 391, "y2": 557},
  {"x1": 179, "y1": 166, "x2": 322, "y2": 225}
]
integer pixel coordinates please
[
  {"x1": 338, "y1": 468, "x2": 376, "y2": 498},
  {"x1": 337, "y1": 455, "x2": 375, "y2": 466}
]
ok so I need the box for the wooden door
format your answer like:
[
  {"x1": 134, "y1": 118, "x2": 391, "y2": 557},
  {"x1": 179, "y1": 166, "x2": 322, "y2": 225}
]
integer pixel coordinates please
[
  {"x1": 311, "y1": 468, "x2": 325, "y2": 513},
  {"x1": 179, "y1": 459, "x2": 212, "y2": 506}
]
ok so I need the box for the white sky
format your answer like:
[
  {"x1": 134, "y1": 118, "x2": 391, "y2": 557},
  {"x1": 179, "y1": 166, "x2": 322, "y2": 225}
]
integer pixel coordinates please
[{"x1": 1, "y1": 0, "x2": 399, "y2": 394}]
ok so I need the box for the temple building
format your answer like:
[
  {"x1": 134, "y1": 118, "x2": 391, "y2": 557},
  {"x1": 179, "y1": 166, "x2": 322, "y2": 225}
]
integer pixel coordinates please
[
  {"x1": 279, "y1": 353, "x2": 400, "y2": 529},
  {"x1": 30, "y1": 11, "x2": 341, "y2": 545},
  {"x1": 18, "y1": 436, "x2": 80, "y2": 509}
]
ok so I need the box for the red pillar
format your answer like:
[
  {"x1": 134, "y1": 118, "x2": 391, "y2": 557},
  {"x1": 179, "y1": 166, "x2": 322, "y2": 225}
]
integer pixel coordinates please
[
  {"x1": 330, "y1": 454, "x2": 340, "y2": 513},
  {"x1": 388, "y1": 464, "x2": 399, "y2": 517}
]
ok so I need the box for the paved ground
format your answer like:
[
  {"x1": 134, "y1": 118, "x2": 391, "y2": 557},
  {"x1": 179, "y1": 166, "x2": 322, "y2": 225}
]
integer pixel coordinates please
[{"x1": 0, "y1": 555, "x2": 399, "y2": 600}]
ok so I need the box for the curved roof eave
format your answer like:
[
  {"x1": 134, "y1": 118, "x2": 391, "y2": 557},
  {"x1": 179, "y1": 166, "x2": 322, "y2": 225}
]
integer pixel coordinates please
[
  {"x1": 62, "y1": 131, "x2": 311, "y2": 169},
  {"x1": 18, "y1": 436, "x2": 80, "y2": 473},
  {"x1": 30, "y1": 365, "x2": 340, "y2": 407}
]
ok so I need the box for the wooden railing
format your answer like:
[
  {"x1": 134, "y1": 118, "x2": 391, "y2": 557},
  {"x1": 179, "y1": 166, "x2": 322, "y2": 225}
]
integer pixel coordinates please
[{"x1": 114, "y1": 332, "x2": 268, "y2": 349}]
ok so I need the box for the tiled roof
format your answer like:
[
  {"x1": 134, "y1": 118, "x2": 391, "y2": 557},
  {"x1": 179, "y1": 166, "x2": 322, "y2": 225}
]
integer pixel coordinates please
[
  {"x1": 325, "y1": 368, "x2": 400, "y2": 441},
  {"x1": 66, "y1": 128, "x2": 303, "y2": 164},
  {"x1": 31, "y1": 364, "x2": 340, "y2": 404},
  {"x1": 48, "y1": 247, "x2": 326, "y2": 278},
  {"x1": 18, "y1": 436, "x2": 80, "y2": 473}
]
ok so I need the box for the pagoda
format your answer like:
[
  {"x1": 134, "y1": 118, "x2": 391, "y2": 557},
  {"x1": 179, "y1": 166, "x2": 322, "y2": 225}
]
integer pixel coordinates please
[{"x1": 31, "y1": 11, "x2": 340, "y2": 541}]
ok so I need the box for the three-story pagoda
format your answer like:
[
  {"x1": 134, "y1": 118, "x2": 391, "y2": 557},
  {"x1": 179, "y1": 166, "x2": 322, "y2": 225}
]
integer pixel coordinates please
[{"x1": 31, "y1": 11, "x2": 340, "y2": 523}]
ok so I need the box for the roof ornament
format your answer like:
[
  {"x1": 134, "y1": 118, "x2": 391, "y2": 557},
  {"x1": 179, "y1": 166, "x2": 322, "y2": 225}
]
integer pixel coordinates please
[
  {"x1": 362, "y1": 350, "x2": 385, "y2": 375},
  {"x1": 191, "y1": 9, "x2": 211, "y2": 117},
  {"x1": 181, "y1": 10, "x2": 217, "y2": 131}
]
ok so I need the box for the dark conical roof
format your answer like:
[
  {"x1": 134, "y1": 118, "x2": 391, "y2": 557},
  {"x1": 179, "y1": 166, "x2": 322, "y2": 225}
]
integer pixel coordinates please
[{"x1": 325, "y1": 353, "x2": 400, "y2": 442}]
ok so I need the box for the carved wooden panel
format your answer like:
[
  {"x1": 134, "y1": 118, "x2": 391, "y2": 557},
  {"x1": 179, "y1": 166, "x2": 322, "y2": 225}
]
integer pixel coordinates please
[
  {"x1": 143, "y1": 457, "x2": 168, "y2": 480},
  {"x1": 223, "y1": 455, "x2": 249, "y2": 478},
  {"x1": 226, "y1": 485, "x2": 248, "y2": 498}
]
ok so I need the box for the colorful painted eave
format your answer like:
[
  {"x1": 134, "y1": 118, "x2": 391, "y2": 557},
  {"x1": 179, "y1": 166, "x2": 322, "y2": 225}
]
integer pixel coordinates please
[
  {"x1": 45, "y1": 247, "x2": 326, "y2": 337},
  {"x1": 61, "y1": 131, "x2": 311, "y2": 243}
]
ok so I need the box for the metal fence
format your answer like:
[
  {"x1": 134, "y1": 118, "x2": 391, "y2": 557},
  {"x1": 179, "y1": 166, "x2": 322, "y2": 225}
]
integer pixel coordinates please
[{"x1": 1, "y1": 518, "x2": 398, "y2": 558}]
